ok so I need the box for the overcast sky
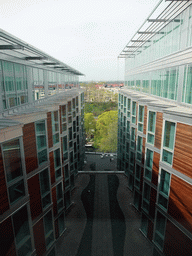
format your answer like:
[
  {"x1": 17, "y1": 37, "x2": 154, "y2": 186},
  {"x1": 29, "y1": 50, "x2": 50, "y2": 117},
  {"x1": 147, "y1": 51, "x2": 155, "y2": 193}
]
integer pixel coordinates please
[{"x1": 0, "y1": 0, "x2": 158, "y2": 81}]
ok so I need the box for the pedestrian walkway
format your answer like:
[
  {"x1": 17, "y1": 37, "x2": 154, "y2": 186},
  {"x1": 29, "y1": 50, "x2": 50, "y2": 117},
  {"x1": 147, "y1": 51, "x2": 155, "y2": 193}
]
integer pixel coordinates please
[{"x1": 56, "y1": 172, "x2": 153, "y2": 256}]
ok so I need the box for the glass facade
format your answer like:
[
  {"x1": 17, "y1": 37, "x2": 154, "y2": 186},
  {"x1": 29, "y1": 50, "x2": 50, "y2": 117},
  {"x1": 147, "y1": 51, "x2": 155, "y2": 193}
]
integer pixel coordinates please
[
  {"x1": 0, "y1": 59, "x2": 79, "y2": 111},
  {"x1": 124, "y1": 5, "x2": 192, "y2": 106}
]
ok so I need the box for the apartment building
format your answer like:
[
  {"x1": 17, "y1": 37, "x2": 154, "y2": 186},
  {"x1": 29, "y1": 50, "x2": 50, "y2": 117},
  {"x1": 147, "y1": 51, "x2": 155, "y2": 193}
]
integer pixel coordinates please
[
  {"x1": 0, "y1": 29, "x2": 85, "y2": 256},
  {"x1": 118, "y1": 1, "x2": 192, "y2": 255}
]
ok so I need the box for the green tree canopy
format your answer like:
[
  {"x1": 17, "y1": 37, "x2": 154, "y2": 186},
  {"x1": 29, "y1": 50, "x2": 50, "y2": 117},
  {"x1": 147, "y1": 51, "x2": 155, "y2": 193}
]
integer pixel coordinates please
[
  {"x1": 94, "y1": 110, "x2": 118, "y2": 152},
  {"x1": 84, "y1": 113, "x2": 96, "y2": 140}
]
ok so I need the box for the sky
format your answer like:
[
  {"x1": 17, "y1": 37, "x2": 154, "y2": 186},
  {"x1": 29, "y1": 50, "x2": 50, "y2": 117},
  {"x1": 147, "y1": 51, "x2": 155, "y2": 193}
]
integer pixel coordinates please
[{"x1": 0, "y1": 0, "x2": 158, "y2": 81}]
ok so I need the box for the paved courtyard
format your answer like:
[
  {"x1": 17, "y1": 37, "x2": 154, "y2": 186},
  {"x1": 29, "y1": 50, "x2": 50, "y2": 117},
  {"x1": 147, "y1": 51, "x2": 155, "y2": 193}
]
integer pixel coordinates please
[{"x1": 56, "y1": 154, "x2": 153, "y2": 256}]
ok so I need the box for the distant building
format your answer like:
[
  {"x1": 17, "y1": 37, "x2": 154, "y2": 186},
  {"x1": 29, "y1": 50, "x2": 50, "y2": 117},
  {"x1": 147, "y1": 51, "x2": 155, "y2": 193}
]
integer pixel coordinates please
[
  {"x1": 0, "y1": 29, "x2": 85, "y2": 256},
  {"x1": 118, "y1": 1, "x2": 192, "y2": 256}
]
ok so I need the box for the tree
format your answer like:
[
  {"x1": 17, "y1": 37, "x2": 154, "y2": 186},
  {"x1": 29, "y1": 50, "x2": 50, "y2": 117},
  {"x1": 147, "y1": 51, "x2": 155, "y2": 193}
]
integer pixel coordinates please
[
  {"x1": 84, "y1": 113, "x2": 96, "y2": 141},
  {"x1": 94, "y1": 110, "x2": 118, "y2": 152}
]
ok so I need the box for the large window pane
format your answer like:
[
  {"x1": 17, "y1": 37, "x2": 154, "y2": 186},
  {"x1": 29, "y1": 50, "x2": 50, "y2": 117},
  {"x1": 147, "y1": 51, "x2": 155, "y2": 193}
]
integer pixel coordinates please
[
  {"x1": 2, "y1": 139, "x2": 23, "y2": 182},
  {"x1": 160, "y1": 169, "x2": 170, "y2": 196},
  {"x1": 163, "y1": 121, "x2": 175, "y2": 149},
  {"x1": 148, "y1": 111, "x2": 156, "y2": 133},
  {"x1": 12, "y1": 206, "x2": 32, "y2": 256},
  {"x1": 9, "y1": 179, "x2": 25, "y2": 204},
  {"x1": 40, "y1": 169, "x2": 50, "y2": 195},
  {"x1": 44, "y1": 211, "x2": 54, "y2": 249},
  {"x1": 146, "y1": 149, "x2": 153, "y2": 169}
]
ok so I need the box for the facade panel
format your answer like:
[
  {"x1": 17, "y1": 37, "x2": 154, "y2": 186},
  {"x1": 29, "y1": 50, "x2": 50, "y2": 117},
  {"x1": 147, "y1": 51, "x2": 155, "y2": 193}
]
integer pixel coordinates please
[
  {"x1": 23, "y1": 123, "x2": 38, "y2": 173},
  {"x1": 28, "y1": 174, "x2": 42, "y2": 220},
  {"x1": 33, "y1": 218, "x2": 46, "y2": 256},
  {"x1": 173, "y1": 122, "x2": 192, "y2": 179},
  {"x1": 168, "y1": 174, "x2": 192, "y2": 233}
]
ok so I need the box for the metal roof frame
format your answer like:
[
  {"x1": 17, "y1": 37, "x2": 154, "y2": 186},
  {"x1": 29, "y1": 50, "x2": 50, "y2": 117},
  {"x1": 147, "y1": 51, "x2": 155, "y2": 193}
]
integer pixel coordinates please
[
  {"x1": 118, "y1": 0, "x2": 192, "y2": 58},
  {"x1": 0, "y1": 29, "x2": 84, "y2": 76}
]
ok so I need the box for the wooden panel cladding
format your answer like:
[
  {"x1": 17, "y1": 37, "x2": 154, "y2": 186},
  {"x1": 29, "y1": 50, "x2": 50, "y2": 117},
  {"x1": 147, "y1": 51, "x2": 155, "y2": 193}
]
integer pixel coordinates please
[
  {"x1": 143, "y1": 105, "x2": 147, "y2": 135},
  {"x1": 149, "y1": 187, "x2": 157, "y2": 220},
  {"x1": 152, "y1": 152, "x2": 160, "y2": 187},
  {"x1": 52, "y1": 186, "x2": 57, "y2": 217},
  {"x1": 33, "y1": 218, "x2": 46, "y2": 256},
  {"x1": 154, "y1": 112, "x2": 163, "y2": 149},
  {"x1": 0, "y1": 147, "x2": 9, "y2": 215},
  {"x1": 142, "y1": 137, "x2": 146, "y2": 165},
  {"x1": 0, "y1": 217, "x2": 16, "y2": 256},
  {"x1": 23, "y1": 123, "x2": 38, "y2": 174},
  {"x1": 173, "y1": 122, "x2": 192, "y2": 179},
  {"x1": 47, "y1": 112, "x2": 53, "y2": 148},
  {"x1": 164, "y1": 219, "x2": 192, "y2": 256},
  {"x1": 49, "y1": 151, "x2": 55, "y2": 185},
  {"x1": 27, "y1": 175, "x2": 42, "y2": 220},
  {"x1": 168, "y1": 174, "x2": 192, "y2": 233}
]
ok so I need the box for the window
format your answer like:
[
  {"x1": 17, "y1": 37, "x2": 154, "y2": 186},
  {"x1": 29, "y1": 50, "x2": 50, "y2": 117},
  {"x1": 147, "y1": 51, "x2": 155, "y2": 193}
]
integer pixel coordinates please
[
  {"x1": 12, "y1": 206, "x2": 32, "y2": 256},
  {"x1": 64, "y1": 164, "x2": 69, "y2": 179},
  {"x1": 127, "y1": 98, "x2": 131, "y2": 117},
  {"x1": 145, "y1": 149, "x2": 153, "y2": 180},
  {"x1": 141, "y1": 213, "x2": 149, "y2": 236},
  {"x1": 147, "y1": 111, "x2": 156, "y2": 145},
  {"x1": 132, "y1": 101, "x2": 136, "y2": 123},
  {"x1": 136, "y1": 136, "x2": 143, "y2": 161},
  {"x1": 142, "y1": 182, "x2": 150, "y2": 213},
  {"x1": 2, "y1": 139, "x2": 25, "y2": 204},
  {"x1": 130, "y1": 151, "x2": 135, "y2": 173},
  {"x1": 57, "y1": 183, "x2": 64, "y2": 212},
  {"x1": 2, "y1": 139, "x2": 23, "y2": 182},
  {"x1": 68, "y1": 101, "x2": 71, "y2": 114},
  {"x1": 61, "y1": 105, "x2": 67, "y2": 132},
  {"x1": 39, "y1": 169, "x2": 51, "y2": 209},
  {"x1": 158, "y1": 169, "x2": 171, "y2": 210},
  {"x1": 154, "y1": 211, "x2": 166, "y2": 250},
  {"x1": 35, "y1": 120, "x2": 48, "y2": 165},
  {"x1": 9, "y1": 180, "x2": 25, "y2": 204},
  {"x1": 131, "y1": 127, "x2": 135, "y2": 149},
  {"x1": 52, "y1": 111, "x2": 59, "y2": 144},
  {"x1": 54, "y1": 149, "x2": 61, "y2": 179},
  {"x1": 63, "y1": 135, "x2": 68, "y2": 161},
  {"x1": 134, "y1": 190, "x2": 140, "y2": 209},
  {"x1": 182, "y1": 65, "x2": 192, "y2": 104},
  {"x1": 3, "y1": 61, "x2": 15, "y2": 92},
  {"x1": 44, "y1": 211, "x2": 54, "y2": 249},
  {"x1": 58, "y1": 213, "x2": 65, "y2": 236},
  {"x1": 162, "y1": 121, "x2": 176, "y2": 165},
  {"x1": 135, "y1": 164, "x2": 141, "y2": 189},
  {"x1": 138, "y1": 105, "x2": 144, "y2": 132}
]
